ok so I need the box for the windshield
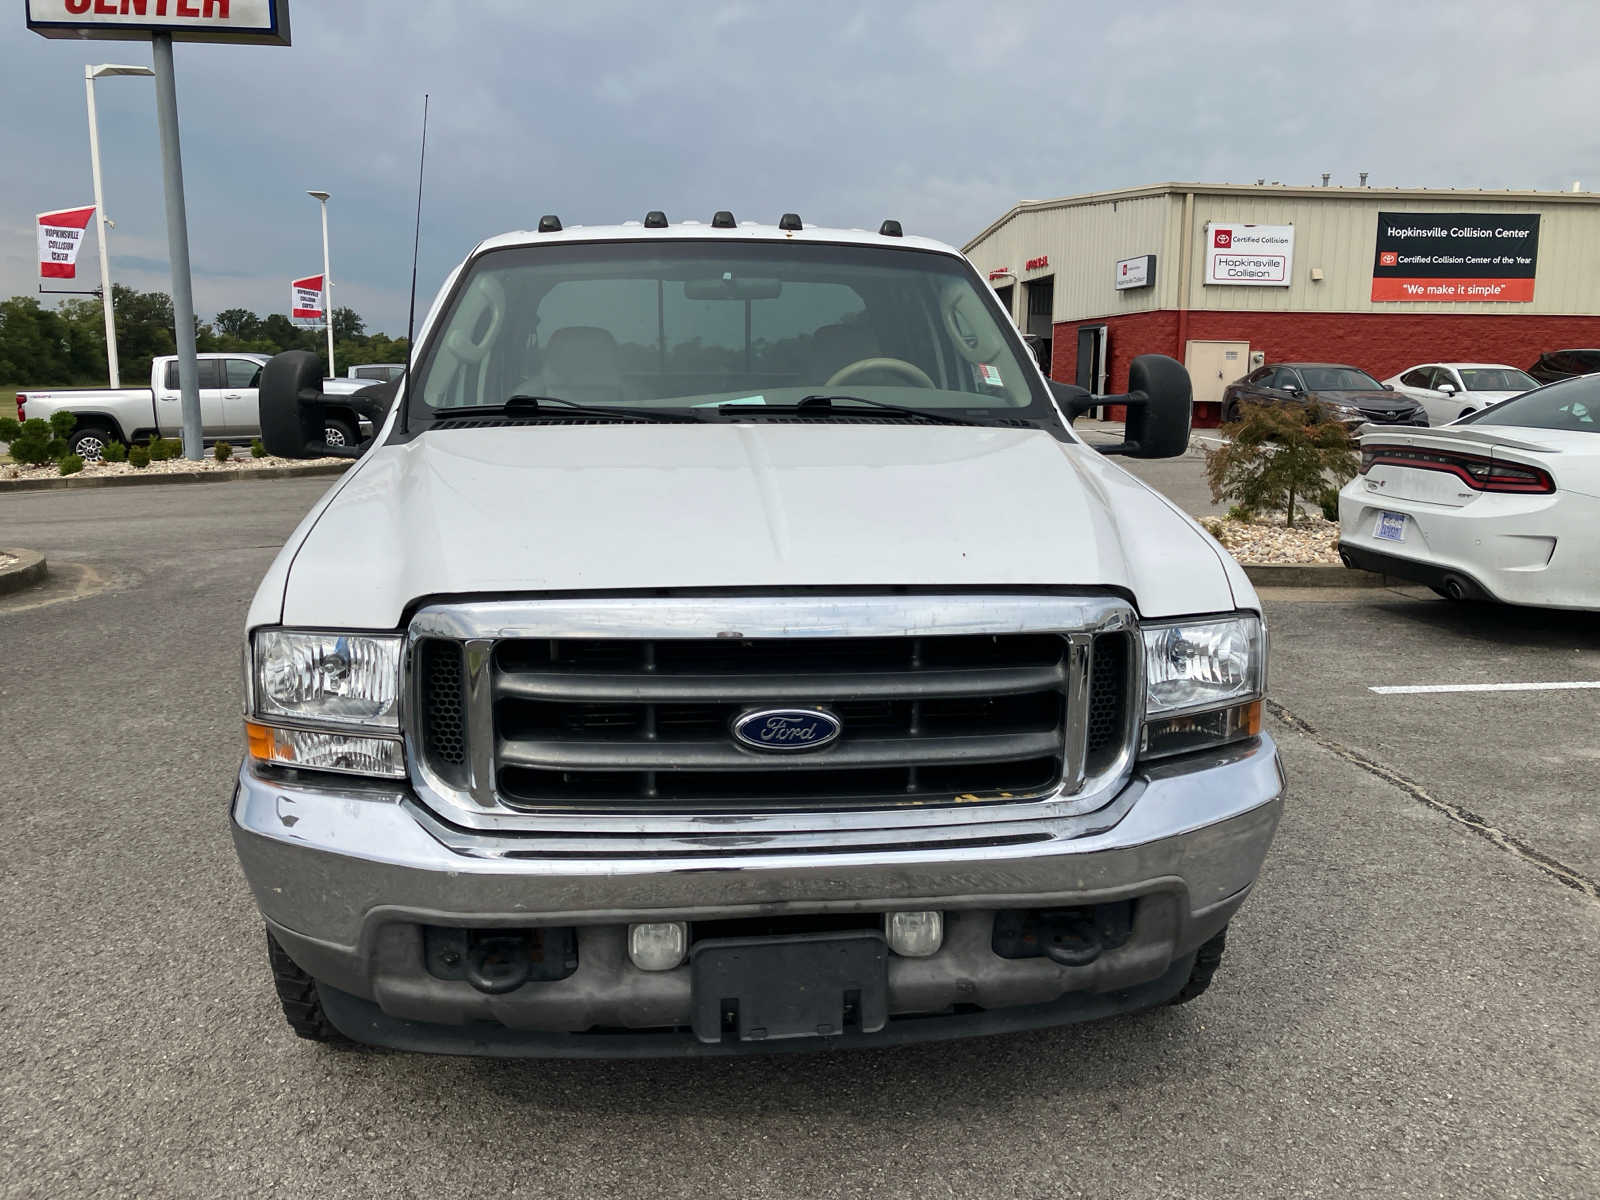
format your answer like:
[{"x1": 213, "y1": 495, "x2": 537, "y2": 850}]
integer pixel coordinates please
[
  {"x1": 1460, "y1": 376, "x2": 1600, "y2": 432},
  {"x1": 1300, "y1": 367, "x2": 1381, "y2": 391},
  {"x1": 1458, "y1": 368, "x2": 1536, "y2": 392},
  {"x1": 410, "y1": 240, "x2": 1051, "y2": 421}
]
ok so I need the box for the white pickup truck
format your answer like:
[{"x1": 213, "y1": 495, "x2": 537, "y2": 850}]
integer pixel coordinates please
[
  {"x1": 232, "y1": 215, "x2": 1283, "y2": 1057},
  {"x1": 15, "y1": 352, "x2": 374, "y2": 460}
]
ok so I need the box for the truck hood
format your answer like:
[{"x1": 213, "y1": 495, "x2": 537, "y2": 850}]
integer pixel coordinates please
[{"x1": 275, "y1": 424, "x2": 1240, "y2": 628}]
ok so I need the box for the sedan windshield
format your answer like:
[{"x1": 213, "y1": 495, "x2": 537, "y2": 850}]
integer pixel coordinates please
[
  {"x1": 411, "y1": 240, "x2": 1051, "y2": 422},
  {"x1": 1461, "y1": 376, "x2": 1600, "y2": 431},
  {"x1": 1458, "y1": 368, "x2": 1536, "y2": 392},
  {"x1": 1300, "y1": 367, "x2": 1381, "y2": 391}
]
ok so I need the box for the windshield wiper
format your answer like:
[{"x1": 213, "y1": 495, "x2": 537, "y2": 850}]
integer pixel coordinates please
[
  {"x1": 714, "y1": 393, "x2": 991, "y2": 427},
  {"x1": 435, "y1": 395, "x2": 703, "y2": 424}
]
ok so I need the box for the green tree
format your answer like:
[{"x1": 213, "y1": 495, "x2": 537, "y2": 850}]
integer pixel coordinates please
[
  {"x1": 214, "y1": 307, "x2": 262, "y2": 341},
  {"x1": 110, "y1": 285, "x2": 178, "y2": 382},
  {"x1": 332, "y1": 306, "x2": 365, "y2": 341},
  {"x1": 1204, "y1": 401, "x2": 1360, "y2": 528},
  {"x1": 0, "y1": 297, "x2": 74, "y2": 384}
]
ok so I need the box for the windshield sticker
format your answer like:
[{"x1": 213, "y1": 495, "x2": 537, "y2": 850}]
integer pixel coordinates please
[{"x1": 978, "y1": 363, "x2": 1004, "y2": 388}]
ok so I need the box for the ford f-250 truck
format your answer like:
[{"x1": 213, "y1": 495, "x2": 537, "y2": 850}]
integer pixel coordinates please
[
  {"x1": 234, "y1": 213, "x2": 1283, "y2": 1056},
  {"x1": 15, "y1": 353, "x2": 375, "y2": 460}
]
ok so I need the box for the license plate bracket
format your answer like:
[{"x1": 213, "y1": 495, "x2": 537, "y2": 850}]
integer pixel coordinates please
[
  {"x1": 690, "y1": 932, "x2": 889, "y2": 1044},
  {"x1": 1375, "y1": 511, "x2": 1407, "y2": 541}
]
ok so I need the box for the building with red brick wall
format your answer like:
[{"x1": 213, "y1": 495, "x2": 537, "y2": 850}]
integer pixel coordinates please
[{"x1": 965, "y1": 183, "x2": 1600, "y2": 425}]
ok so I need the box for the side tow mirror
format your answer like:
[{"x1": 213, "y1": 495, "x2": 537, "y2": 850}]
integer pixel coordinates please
[
  {"x1": 1054, "y1": 355, "x2": 1191, "y2": 459},
  {"x1": 260, "y1": 350, "x2": 389, "y2": 460}
]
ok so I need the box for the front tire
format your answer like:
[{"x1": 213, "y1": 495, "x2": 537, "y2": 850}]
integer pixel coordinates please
[
  {"x1": 266, "y1": 930, "x2": 351, "y2": 1045},
  {"x1": 1165, "y1": 928, "x2": 1228, "y2": 1005}
]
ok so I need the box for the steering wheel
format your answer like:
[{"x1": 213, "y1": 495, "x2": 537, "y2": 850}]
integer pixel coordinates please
[{"x1": 826, "y1": 357, "x2": 936, "y2": 389}]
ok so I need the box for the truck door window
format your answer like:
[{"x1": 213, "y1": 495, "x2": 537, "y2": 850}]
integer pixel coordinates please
[{"x1": 226, "y1": 359, "x2": 262, "y2": 389}]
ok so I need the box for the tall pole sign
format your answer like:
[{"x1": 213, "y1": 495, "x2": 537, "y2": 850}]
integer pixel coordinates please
[{"x1": 27, "y1": 0, "x2": 291, "y2": 460}]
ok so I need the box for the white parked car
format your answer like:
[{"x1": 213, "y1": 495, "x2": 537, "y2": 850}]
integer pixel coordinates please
[
  {"x1": 1383, "y1": 362, "x2": 1537, "y2": 426},
  {"x1": 1339, "y1": 376, "x2": 1600, "y2": 608}
]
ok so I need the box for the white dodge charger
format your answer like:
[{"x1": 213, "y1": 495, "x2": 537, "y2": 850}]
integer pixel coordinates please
[{"x1": 1338, "y1": 375, "x2": 1600, "y2": 609}]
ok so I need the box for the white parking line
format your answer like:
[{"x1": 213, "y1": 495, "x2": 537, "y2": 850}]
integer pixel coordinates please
[{"x1": 1369, "y1": 681, "x2": 1600, "y2": 695}]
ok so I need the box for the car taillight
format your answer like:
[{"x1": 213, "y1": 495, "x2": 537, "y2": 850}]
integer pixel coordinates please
[{"x1": 1361, "y1": 444, "x2": 1554, "y2": 494}]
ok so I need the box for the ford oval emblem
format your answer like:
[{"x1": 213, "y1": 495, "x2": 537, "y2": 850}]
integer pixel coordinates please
[{"x1": 732, "y1": 707, "x2": 842, "y2": 753}]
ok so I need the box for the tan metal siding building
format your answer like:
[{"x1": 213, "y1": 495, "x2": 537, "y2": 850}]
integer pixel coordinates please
[{"x1": 965, "y1": 183, "x2": 1600, "y2": 421}]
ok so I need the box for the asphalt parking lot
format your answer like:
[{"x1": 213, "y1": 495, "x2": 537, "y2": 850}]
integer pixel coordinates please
[{"x1": 2, "y1": 466, "x2": 1597, "y2": 1199}]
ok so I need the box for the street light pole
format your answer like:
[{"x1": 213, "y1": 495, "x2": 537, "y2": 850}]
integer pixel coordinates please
[
  {"x1": 308, "y1": 190, "x2": 334, "y2": 376},
  {"x1": 84, "y1": 63, "x2": 154, "y2": 390}
]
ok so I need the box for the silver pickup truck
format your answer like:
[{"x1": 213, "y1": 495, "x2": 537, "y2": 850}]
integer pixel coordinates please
[{"x1": 16, "y1": 352, "x2": 374, "y2": 459}]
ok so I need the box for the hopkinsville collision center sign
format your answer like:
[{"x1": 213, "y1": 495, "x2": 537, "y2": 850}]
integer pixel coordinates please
[
  {"x1": 1372, "y1": 212, "x2": 1540, "y2": 302},
  {"x1": 26, "y1": 0, "x2": 290, "y2": 45},
  {"x1": 1204, "y1": 223, "x2": 1294, "y2": 287},
  {"x1": 38, "y1": 206, "x2": 95, "y2": 278}
]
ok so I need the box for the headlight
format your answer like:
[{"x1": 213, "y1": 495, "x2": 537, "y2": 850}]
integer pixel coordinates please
[
  {"x1": 1141, "y1": 615, "x2": 1265, "y2": 759},
  {"x1": 247, "y1": 629, "x2": 405, "y2": 778}
]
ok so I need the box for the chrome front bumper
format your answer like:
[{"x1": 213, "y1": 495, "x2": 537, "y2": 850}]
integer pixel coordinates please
[{"x1": 232, "y1": 734, "x2": 1284, "y2": 1048}]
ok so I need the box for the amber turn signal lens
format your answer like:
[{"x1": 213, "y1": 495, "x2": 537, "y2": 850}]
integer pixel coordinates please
[
  {"x1": 1242, "y1": 699, "x2": 1263, "y2": 737},
  {"x1": 246, "y1": 721, "x2": 282, "y2": 762}
]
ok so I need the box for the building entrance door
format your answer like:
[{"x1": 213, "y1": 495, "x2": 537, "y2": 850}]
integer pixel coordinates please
[{"x1": 1024, "y1": 276, "x2": 1054, "y2": 375}]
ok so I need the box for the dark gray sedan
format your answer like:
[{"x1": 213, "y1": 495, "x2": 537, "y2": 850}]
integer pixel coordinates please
[{"x1": 1222, "y1": 362, "x2": 1428, "y2": 428}]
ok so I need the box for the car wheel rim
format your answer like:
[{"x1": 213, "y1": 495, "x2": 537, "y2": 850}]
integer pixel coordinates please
[
  {"x1": 78, "y1": 436, "x2": 105, "y2": 461},
  {"x1": 324, "y1": 426, "x2": 346, "y2": 447}
]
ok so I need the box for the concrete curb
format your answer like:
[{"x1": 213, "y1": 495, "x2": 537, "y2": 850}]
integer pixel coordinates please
[
  {"x1": 0, "y1": 461, "x2": 349, "y2": 494},
  {"x1": 1243, "y1": 563, "x2": 1387, "y2": 588},
  {"x1": 0, "y1": 548, "x2": 47, "y2": 596}
]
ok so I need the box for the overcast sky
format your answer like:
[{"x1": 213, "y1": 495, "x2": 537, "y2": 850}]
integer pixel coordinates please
[{"x1": 5, "y1": 0, "x2": 1597, "y2": 335}]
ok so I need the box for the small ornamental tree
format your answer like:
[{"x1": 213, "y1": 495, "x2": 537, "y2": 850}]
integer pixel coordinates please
[{"x1": 1204, "y1": 401, "x2": 1359, "y2": 528}]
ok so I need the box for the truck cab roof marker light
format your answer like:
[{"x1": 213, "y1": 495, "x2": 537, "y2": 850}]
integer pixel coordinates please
[
  {"x1": 643, "y1": 210, "x2": 669, "y2": 229},
  {"x1": 537, "y1": 215, "x2": 562, "y2": 232},
  {"x1": 879, "y1": 219, "x2": 903, "y2": 237},
  {"x1": 778, "y1": 212, "x2": 803, "y2": 231},
  {"x1": 711, "y1": 210, "x2": 737, "y2": 228}
]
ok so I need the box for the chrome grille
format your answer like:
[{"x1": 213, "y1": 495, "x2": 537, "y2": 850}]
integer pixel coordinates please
[
  {"x1": 407, "y1": 595, "x2": 1140, "y2": 827},
  {"x1": 416, "y1": 626, "x2": 1133, "y2": 813}
]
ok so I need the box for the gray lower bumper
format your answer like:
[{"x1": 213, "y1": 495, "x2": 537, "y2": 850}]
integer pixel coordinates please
[{"x1": 232, "y1": 736, "x2": 1284, "y2": 1044}]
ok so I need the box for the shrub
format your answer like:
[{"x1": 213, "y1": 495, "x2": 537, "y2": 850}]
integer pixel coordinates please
[
  {"x1": 0, "y1": 416, "x2": 19, "y2": 442},
  {"x1": 129, "y1": 446, "x2": 151, "y2": 469},
  {"x1": 1319, "y1": 486, "x2": 1342, "y2": 522},
  {"x1": 101, "y1": 440, "x2": 128, "y2": 463},
  {"x1": 1204, "y1": 401, "x2": 1359, "y2": 528},
  {"x1": 250, "y1": 438, "x2": 268, "y2": 459},
  {"x1": 148, "y1": 436, "x2": 177, "y2": 462},
  {"x1": 1226, "y1": 504, "x2": 1256, "y2": 523},
  {"x1": 48, "y1": 410, "x2": 76, "y2": 438},
  {"x1": 57, "y1": 453, "x2": 84, "y2": 476},
  {"x1": 214, "y1": 440, "x2": 233, "y2": 462},
  {"x1": 7, "y1": 418, "x2": 58, "y2": 466}
]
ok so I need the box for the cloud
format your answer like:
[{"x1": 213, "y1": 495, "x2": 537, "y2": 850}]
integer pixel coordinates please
[{"x1": 3, "y1": 0, "x2": 1598, "y2": 341}]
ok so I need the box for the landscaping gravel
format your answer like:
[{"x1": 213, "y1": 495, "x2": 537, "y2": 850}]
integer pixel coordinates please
[
  {"x1": 1201, "y1": 515, "x2": 1341, "y2": 565},
  {"x1": 1, "y1": 452, "x2": 345, "y2": 481}
]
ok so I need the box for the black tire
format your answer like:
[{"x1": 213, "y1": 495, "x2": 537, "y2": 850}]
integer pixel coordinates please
[
  {"x1": 321, "y1": 415, "x2": 358, "y2": 449},
  {"x1": 1165, "y1": 928, "x2": 1227, "y2": 1006},
  {"x1": 266, "y1": 930, "x2": 351, "y2": 1045},
  {"x1": 68, "y1": 424, "x2": 116, "y2": 462},
  {"x1": 1222, "y1": 398, "x2": 1239, "y2": 424}
]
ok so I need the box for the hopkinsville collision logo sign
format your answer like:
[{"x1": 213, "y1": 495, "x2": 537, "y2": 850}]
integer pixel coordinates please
[
  {"x1": 37, "y1": 205, "x2": 95, "y2": 279},
  {"x1": 291, "y1": 274, "x2": 325, "y2": 321},
  {"x1": 1204, "y1": 223, "x2": 1294, "y2": 287},
  {"x1": 1371, "y1": 212, "x2": 1540, "y2": 302}
]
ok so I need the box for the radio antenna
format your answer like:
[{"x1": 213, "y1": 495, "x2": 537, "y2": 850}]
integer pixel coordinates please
[{"x1": 399, "y1": 93, "x2": 429, "y2": 434}]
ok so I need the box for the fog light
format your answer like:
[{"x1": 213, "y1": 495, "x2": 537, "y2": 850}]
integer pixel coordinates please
[
  {"x1": 885, "y1": 911, "x2": 943, "y2": 957},
  {"x1": 627, "y1": 922, "x2": 687, "y2": 971}
]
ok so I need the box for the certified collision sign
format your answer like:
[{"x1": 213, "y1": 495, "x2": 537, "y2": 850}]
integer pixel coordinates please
[
  {"x1": 1204, "y1": 223, "x2": 1294, "y2": 287},
  {"x1": 1371, "y1": 212, "x2": 1540, "y2": 302}
]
